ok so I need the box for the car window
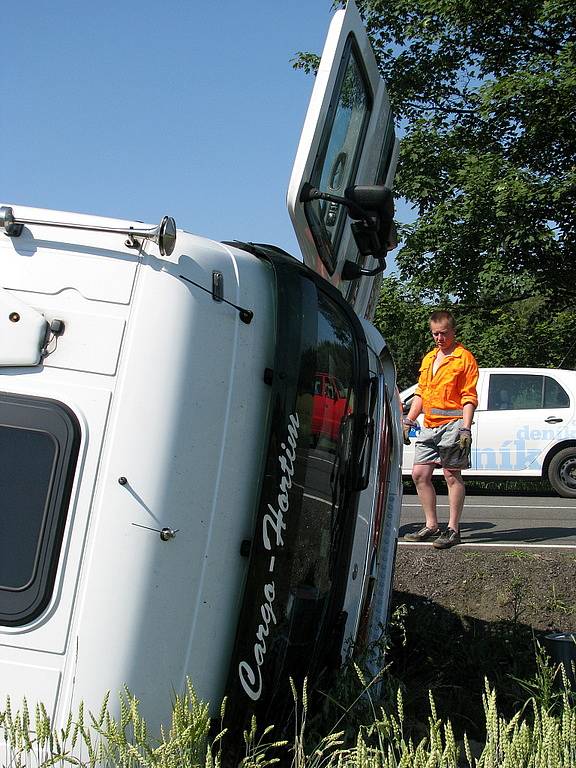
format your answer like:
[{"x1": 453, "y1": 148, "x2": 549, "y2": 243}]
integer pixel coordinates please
[
  {"x1": 544, "y1": 376, "x2": 570, "y2": 408},
  {"x1": 487, "y1": 374, "x2": 570, "y2": 411}
]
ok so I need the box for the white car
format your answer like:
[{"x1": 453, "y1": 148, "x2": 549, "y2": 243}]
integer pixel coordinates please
[{"x1": 400, "y1": 367, "x2": 576, "y2": 497}]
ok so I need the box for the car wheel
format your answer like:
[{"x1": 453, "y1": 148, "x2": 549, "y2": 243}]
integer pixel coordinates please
[{"x1": 547, "y1": 448, "x2": 576, "y2": 498}]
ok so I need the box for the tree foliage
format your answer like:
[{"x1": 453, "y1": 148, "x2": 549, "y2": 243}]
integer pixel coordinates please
[
  {"x1": 295, "y1": 0, "x2": 576, "y2": 374},
  {"x1": 372, "y1": 277, "x2": 436, "y2": 389},
  {"x1": 352, "y1": 0, "x2": 576, "y2": 309},
  {"x1": 375, "y1": 277, "x2": 576, "y2": 388}
]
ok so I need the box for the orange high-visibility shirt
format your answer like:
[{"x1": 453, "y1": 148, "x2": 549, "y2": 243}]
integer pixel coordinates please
[{"x1": 415, "y1": 343, "x2": 479, "y2": 428}]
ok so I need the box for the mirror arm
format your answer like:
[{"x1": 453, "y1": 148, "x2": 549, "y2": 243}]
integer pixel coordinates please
[
  {"x1": 299, "y1": 183, "x2": 369, "y2": 221},
  {"x1": 358, "y1": 259, "x2": 387, "y2": 277},
  {"x1": 341, "y1": 257, "x2": 386, "y2": 280}
]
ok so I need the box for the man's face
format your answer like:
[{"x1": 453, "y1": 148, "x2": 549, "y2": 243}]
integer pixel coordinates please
[{"x1": 430, "y1": 320, "x2": 456, "y2": 352}]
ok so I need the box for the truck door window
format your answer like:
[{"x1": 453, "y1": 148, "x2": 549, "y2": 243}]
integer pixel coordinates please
[
  {"x1": 0, "y1": 394, "x2": 80, "y2": 625},
  {"x1": 304, "y1": 39, "x2": 372, "y2": 274}
]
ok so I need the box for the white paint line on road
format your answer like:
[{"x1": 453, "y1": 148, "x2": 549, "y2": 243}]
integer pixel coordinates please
[
  {"x1": 399, "y1": 541, "x2": 576, "y2": 550},
  {"x1": 403, "y1": 503, "x2": 575, "y2": 510},
  {"x1": 307, "y1": 454, "x2": 336, "y2": 465},
  {"x1": 303, "y1": 492, "x2": 332, "y2": 506}
]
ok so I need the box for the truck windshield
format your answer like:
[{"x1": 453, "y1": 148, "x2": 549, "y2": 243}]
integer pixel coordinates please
[{"x1": 225, "y1": 249, "x2": 369, "y2": 727}]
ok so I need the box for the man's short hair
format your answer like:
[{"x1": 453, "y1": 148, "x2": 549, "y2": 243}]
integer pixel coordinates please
[{"x1": 429, "y1": 310, "x2": 456, "y2": 329}]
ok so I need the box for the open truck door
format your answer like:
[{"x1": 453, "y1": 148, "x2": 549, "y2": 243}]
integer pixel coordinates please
[{"x1": 287, "y1": 0, "x2": 398, "y2": 318}]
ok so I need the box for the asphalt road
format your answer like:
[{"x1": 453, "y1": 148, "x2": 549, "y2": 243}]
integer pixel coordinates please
[{"x1": 400, "y1": 491, "x2": 576, "y2": 549}]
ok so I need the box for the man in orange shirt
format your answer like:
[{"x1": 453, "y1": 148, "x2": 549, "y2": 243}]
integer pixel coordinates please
[{"x1": 403, "y1": 310, "x2": 479, "y2": 549}]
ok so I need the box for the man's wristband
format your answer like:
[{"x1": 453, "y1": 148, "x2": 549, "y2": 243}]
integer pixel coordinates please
[
  {"x1": 459, "y1": 427, "x2": 471, "y2": 433},
  {"x1": 403, "y1": 417, "x2": 418, "y2": 426}
]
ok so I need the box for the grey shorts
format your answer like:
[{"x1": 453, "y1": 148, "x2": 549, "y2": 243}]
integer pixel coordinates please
[{"x1": 414, "y1": 418, "x2": 470, "y2": 469}]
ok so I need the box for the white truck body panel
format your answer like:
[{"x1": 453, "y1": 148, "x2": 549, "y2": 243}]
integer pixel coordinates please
[
  {"x1": 0, "y1": 212, "x2": 276, "y2": 724},
  {"x1": 0, "y1": 207, "x2": 402, "y2": 730}
]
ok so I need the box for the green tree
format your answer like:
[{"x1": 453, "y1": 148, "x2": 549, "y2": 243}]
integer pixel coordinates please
[
  {"x1": 350, "y1": 0, "x2": 576, "y2": 309},
  {"x1": 294, "y1": 0, "x2": 576, "y2": 371},
  {"x1": 374, "y1": 277, "x2": 576, "y2": 388},
  {"x1": 372, "y1": 276, "x2": 437, "y2": 389}
]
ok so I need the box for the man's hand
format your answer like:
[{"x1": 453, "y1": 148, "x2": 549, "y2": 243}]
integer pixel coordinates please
[
  {"x1": 458, "y1": 427, "x2": 472, "y2": 451},
  {"x1": 403, "y1": 418, "x2": 418, "y2": 445}
]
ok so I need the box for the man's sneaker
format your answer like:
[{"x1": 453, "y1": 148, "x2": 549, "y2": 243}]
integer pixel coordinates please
[
  {"x1": 404, "y1": 525, "x2": 440, "y2": 542},
  {"x1": 433, "y1": 527, "x2": 461, "y2": 549}
]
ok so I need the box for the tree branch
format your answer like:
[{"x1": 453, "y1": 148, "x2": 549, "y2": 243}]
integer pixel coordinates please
[
  {"x1": 457, "y1": 292, "x2": 540, "y2": 309},
  {"x1": 403, "y1": 100, "x2": 476, "y2": 115}
]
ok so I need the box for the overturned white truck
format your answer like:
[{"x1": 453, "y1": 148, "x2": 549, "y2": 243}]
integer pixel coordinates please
[{"x1": 0, "y1": 0, "x2": 401, "y2": 735}]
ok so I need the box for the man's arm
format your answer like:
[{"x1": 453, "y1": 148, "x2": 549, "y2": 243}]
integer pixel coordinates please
[
  {"x1": 406, "y1": 394, "x2": 423, "y2": 423},
  {"x1": 459, "y1": 372, "x2": 478, "y2": 449},
  {"x1": 460, "y1": 352, "x2": 479, "y2": 411},
  {"x1": 402, "y1": 394, "x2": 423, "y2": 445},
  {"x1": 462, "y1": 402, "x2": 475, "y2": 430}
]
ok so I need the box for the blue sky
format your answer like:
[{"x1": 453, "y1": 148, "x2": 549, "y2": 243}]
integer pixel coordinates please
[{"x1": 3, "y1": 1, "x2": 410, "y2": 261}]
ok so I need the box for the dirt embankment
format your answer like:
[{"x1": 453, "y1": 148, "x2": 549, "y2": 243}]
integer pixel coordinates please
[
  {"x1": 393, "y1": 546, "x2": 576, "y2": 632},
  {"x1": 388, "y1": 547, "x2": 576, "y2": 744}
]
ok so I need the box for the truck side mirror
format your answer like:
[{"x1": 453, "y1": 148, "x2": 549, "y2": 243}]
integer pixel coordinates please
[
  {"x1": 341, "y1": 185, "x2": 396, "y2": 280},
  {"x1": 299, "y1": 183, "x2": 396, "y2": 280}
]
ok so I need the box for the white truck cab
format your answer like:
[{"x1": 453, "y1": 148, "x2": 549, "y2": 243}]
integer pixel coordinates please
[
  {"x1": 401, "y1": 367, "x2": 576, "y2": 497},
  {"x1": 0, "y1": 1, "x2": 401, "y2": 740}
]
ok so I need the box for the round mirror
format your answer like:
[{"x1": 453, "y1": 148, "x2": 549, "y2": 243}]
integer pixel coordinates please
[{"x1": 158, "y1": 216, "x2": 177, "y2": 257}]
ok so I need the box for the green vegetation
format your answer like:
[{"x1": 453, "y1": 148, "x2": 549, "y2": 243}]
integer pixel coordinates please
[
  {"x1": 356, "y1": 0, "x2": 576, "y2": 303},
  {"x1": 374, "y1": 276, "x2": 576, "y2": 390},
  {"x1": 2, "y1": 633, "x2": 575, "y2": 767},
  {"x1": 358, "y1": 0, "x2": 576, "y2": 360},
  {"x1": 294, "y1": 0, "x2": 576, "y2": 384},
  {"x1": 1, "y1": 676, "x2": 574, "y2": 767}
]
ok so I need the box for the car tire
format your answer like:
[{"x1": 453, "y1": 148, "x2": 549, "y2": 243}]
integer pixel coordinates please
[{"x1": 547, "y1": 448, "x2": 576, "y2": 498}]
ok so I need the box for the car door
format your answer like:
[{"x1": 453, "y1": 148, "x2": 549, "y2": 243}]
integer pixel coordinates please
[
  {"x1": 287, "y1": 0, "x2": 398, "y2": 319},
  {"x1": 474, "y1": 371, "x2": 575, "y2": 474}
]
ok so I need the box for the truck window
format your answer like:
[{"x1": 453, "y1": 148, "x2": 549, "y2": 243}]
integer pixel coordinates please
[
  {"x1": 304, "y1": 38, "x2": 372, "y2": 274},
  {"x1": 487, "y1": 373, "x2": 570, "y2": 411},
  {"x1": 0, "y1": 394, "x2": 80, "y2": 625}
]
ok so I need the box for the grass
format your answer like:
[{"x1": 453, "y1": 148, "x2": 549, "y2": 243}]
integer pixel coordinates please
[
  {"x1": 2, "y1": 590, "x2": 575, "y2": 767},
  {"x1": 1, "y1": 668, "x2": 575, "y2": 768},
  {"x1": 503, "y1": 550, "x2": 538, "y2": 561},
  {"x1": 544, "y1": 585, "x2": 575, "y2": 616},
  {"x1": 402, "y1": 476, "x2": 555, "y2": 496},
  {"x1": 2, "y1": 610, "x2": 576, "y2": 768}
]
